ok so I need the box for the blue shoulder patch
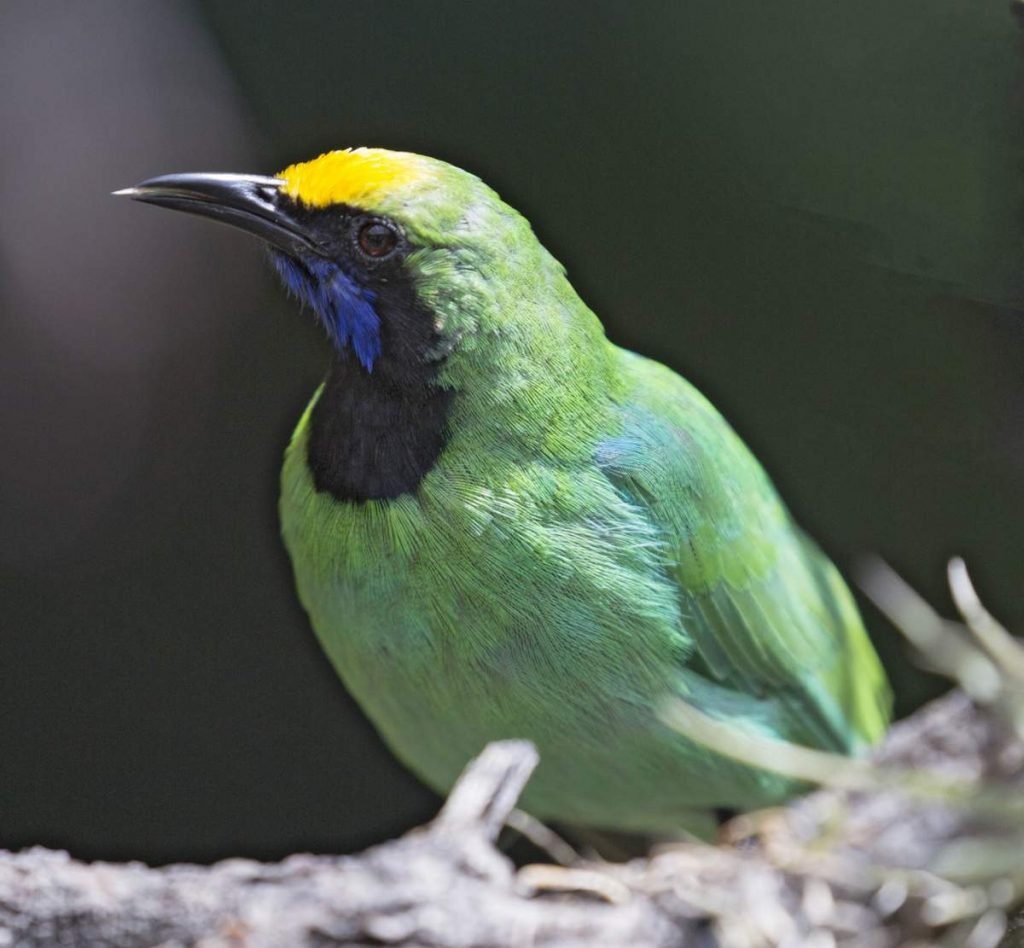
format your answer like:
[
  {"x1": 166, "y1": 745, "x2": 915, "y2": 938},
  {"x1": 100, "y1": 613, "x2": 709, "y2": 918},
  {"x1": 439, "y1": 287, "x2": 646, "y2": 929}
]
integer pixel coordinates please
[{"x1": 271, "y1": 252, "x2": 381, "y2": 371}]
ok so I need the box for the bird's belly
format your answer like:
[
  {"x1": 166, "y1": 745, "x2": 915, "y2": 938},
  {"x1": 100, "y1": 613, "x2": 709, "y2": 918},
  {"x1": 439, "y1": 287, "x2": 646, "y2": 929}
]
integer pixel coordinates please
[
  {"x1": 287, "y1": 548, "x2": 792, "y2": 833},
  {"x1": 279, "y1": 460, "x2": 796, "y2": 832}
]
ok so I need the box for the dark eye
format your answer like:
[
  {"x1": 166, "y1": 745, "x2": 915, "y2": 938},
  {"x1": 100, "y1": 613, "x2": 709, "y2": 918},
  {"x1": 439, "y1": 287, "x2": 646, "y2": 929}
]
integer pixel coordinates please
[{"x1": 356, "y1": 220, "x2": 398, "y2": 258}]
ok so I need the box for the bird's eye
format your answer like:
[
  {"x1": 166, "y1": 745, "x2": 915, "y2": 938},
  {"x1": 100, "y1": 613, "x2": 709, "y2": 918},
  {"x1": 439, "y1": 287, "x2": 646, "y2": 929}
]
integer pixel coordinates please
[{"x1": 356, "y1": 220, "x2": 398, "y2": 259}]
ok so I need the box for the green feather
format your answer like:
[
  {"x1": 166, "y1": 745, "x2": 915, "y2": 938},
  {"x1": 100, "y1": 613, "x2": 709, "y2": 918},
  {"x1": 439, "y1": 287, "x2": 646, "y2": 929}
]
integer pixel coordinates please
[{"x1": 276, "y1": 153, "x2": 891, "y2": 832}]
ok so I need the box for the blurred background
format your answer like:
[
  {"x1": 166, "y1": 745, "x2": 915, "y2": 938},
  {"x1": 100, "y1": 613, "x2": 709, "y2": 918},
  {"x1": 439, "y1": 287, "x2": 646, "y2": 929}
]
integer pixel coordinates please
[{"x1": 1, "y1": 0, "x2": 1022, "y2": 864}]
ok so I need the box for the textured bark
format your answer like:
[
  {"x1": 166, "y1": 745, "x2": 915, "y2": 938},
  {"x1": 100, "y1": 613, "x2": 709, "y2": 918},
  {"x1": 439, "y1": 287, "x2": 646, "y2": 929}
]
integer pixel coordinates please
[{"x1": 0, "y1": 742, "x2": 675, "y2": 947}]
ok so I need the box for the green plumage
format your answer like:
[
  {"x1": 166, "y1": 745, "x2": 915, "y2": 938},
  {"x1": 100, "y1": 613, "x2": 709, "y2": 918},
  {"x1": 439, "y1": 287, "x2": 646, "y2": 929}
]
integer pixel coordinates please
[
  {"x1": 276, "y1": 152, "x2": 890, "y2": 832},
  {"x1": 122, "y1": 150, "x2": 891, "y2": 834}
]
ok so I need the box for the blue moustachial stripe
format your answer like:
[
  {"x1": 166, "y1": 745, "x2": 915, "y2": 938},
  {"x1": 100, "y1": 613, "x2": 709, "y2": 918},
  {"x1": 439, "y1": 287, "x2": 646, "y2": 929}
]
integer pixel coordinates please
[{"x1": 271, "y1": 252, "x2": 382, "y2": 371}]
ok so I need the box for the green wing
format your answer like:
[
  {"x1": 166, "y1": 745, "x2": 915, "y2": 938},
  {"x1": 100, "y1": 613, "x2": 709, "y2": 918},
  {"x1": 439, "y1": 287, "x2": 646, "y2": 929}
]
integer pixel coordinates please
[{"x1": 599, "y1": 351, "x2": 891, "y2": 752}]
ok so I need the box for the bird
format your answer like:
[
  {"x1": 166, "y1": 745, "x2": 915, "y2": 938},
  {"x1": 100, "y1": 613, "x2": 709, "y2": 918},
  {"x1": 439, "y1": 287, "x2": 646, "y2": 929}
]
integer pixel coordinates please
[{"x1": 117, "y1": 148, "x2": 891, "y2": 835}]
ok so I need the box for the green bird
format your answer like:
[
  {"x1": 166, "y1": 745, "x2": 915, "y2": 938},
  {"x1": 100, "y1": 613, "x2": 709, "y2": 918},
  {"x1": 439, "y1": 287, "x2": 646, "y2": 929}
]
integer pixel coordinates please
[{"x1": 118, "y1": 148, "x2": 890, "y2": 834}]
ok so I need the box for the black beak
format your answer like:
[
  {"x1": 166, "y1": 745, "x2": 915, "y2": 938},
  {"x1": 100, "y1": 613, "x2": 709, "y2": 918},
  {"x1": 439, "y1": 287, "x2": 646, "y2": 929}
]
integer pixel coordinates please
[{"x1": 113, "y1": 172, "x2": 316, "y2": 256}]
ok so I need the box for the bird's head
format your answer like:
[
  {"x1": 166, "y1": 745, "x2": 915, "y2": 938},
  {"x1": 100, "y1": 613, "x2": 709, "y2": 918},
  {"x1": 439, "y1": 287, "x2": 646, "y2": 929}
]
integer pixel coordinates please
[{"x1": 117, "y1": 148, "x2": 561, "y2": 377}]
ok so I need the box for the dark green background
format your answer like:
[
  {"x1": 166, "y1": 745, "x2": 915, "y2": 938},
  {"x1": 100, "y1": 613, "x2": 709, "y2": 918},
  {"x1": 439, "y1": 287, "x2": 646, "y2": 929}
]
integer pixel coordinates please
[{"x1": 1, "y1": 0, "x2": 1021, "y2": 863}]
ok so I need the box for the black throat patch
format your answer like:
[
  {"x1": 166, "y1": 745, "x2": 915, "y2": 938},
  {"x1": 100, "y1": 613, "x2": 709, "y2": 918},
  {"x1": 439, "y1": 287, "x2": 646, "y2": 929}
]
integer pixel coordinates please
[{"x1": 305, "y1": 268, "x2": 453, "y2": 503}]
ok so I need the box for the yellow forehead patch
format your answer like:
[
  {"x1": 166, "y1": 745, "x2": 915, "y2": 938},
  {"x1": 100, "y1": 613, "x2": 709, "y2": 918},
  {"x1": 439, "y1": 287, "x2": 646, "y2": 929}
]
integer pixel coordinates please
[{"x1": 276, "y1": 148, "x2": 425, "y2": 209}]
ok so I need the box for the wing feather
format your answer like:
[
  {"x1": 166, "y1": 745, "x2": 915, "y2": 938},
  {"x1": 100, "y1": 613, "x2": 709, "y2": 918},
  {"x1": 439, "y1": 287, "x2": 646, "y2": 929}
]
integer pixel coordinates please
[{"x1": 598, "y1": 352, "x2": 890, "y2": 752}]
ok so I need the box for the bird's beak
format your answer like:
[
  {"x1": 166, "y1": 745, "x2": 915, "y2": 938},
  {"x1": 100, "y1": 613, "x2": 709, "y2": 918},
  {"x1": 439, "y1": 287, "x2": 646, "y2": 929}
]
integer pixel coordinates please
[{"x1": 113, "y1": 173, "x2": 316, "y2": 256}]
